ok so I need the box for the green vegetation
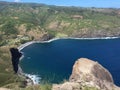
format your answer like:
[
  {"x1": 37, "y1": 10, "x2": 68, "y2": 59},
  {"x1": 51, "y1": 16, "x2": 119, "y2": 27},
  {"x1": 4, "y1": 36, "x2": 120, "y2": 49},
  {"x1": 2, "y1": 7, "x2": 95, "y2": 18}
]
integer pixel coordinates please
[
  {"x1": 5, "y1": 83, "x2": 51, "y2": 90},
  {"x1": 1, "y1": 20, "x2": 18, "y2": 35},
  {"x1": 0, "y1": 1, "x2": 120, "y2": 90},
  {"x1": 0, "y1": 46, "x2": 25, "y2": 87},
  {"x1": 0, "y1": 2, "x2": 120, "y2": 46}
]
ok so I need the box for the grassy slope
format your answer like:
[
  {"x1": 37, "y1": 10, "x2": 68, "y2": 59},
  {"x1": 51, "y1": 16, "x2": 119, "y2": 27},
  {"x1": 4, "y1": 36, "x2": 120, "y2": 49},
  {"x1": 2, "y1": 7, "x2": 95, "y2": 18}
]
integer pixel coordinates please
[{"x1": 0, "y1": 46, "x2": 23, "y2": 87}]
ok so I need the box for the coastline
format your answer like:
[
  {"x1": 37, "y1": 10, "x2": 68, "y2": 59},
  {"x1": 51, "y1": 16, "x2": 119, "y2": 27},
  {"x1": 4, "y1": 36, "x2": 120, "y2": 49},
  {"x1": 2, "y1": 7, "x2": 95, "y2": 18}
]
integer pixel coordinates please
[
  {"x1": 18, "y1": 60, "x2": 40, "y2": 85},
  {"x1": 18, "y1": 36, "x2": 120, "y2": 51},
  {"x1": 18, "y1": 44, "x2": 41, "y2": 85},
  {"x1": 17, "y1": 36, "x2": 120, "y2": 85}
]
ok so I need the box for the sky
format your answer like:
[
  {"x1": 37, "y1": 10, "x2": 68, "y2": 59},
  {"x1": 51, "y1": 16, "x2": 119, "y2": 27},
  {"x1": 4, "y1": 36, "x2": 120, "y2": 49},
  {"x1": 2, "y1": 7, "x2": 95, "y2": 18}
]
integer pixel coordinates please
[{"x1": 1, "y1": 0, "x2": 120, "y2": 8}]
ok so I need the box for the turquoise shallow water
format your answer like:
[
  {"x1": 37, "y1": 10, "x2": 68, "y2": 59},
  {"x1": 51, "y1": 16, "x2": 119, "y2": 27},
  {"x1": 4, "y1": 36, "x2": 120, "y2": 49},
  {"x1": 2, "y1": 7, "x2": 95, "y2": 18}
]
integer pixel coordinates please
[{"x1": 20, "y1": 38, "x2": 120, "y2": 86}]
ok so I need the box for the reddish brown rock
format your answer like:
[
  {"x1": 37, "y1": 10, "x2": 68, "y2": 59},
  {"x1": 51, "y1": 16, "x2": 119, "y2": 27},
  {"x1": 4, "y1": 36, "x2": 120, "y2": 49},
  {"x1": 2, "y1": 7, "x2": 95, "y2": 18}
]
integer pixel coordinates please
[{"x1": 70, "y1": 58, "x2": 113, "y2": 83}]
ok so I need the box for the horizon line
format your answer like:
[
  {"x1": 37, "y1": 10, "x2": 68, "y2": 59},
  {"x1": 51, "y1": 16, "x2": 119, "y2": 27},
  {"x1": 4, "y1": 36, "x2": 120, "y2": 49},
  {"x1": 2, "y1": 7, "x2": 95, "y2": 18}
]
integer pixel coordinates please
[{"x1": 0, "y1": 1, "x2": 120, "y2": 9}]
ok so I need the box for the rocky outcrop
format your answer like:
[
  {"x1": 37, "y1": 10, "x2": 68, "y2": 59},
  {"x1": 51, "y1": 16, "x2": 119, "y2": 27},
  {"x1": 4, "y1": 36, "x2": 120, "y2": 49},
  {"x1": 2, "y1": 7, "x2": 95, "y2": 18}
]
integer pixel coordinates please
[
  {"x1": 39, "y1": 33, "x2": 54, "y2": 41},
  {"x1": 52, "y1": 58, "x2": 120, "y2": 90},
  {"x1": 10, "y1": 48, "x2": 22, "y2": 73}
]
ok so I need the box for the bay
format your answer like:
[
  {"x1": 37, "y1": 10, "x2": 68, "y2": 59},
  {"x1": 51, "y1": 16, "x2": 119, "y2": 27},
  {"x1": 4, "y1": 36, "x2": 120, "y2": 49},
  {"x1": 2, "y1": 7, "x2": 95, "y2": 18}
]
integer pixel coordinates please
[{"x1": 20, "y1": 38, "x2": 120, "y2": 86}]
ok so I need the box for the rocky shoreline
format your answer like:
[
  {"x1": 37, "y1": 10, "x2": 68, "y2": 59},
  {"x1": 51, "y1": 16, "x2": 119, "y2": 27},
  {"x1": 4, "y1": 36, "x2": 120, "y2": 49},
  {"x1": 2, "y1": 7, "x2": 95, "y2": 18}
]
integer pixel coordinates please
[{"x1": 18, "y1": 36, "x2": 120, "y2": 51}]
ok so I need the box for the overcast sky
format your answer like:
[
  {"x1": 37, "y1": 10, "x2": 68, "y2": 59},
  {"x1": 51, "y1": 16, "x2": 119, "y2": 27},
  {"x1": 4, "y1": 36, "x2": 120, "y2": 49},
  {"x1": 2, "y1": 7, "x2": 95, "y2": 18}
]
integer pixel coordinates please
[{"x1": 1, "y1": 0, "x2": 120, "y2": 8}]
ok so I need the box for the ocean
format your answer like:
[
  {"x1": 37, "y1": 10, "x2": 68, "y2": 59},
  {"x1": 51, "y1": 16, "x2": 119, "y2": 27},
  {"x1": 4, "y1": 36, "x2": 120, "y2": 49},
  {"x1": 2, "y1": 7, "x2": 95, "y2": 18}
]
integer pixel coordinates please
[{"x1": 20, "y1": 38, "x2": 120, "y2": 86}]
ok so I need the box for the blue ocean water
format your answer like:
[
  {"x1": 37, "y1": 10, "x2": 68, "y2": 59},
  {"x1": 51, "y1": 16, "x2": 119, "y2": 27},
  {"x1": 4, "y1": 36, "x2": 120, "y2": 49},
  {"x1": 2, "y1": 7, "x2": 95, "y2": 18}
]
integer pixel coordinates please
[{"x1": 20, "y1": 38, "x2": 120, "y2": 86}]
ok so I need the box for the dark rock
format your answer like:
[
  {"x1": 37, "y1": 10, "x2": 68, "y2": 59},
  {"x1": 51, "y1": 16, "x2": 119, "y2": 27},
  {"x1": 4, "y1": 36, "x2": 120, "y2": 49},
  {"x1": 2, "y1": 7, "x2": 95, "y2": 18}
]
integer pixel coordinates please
[
  {"x1": 10, "y1": 48, "x2": 22, "y2": 73},
  {"x1": 40, "y1": 33, "x2": 54, "y2": 41}
]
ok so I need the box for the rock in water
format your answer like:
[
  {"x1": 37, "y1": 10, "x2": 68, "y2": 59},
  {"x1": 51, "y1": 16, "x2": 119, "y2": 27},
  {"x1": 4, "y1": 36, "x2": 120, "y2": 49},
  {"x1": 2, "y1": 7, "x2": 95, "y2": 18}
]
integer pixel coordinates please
[
  {"x1": 52, "y1": 58, "x2": 120, "y2": 90},
  {"x1": 10, "y1": 48, "x2": 22, "y2": 73}
]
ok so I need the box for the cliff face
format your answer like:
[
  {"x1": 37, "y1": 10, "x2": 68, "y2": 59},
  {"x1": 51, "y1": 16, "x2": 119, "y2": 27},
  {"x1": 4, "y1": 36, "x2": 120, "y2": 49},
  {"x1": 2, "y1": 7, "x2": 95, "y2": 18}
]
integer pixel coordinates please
[
  {"x1": 10, "y1": 48, "x2": 22, "y2": 73},
  {"x1": 52, "y1": 58, "x2": 120, "y2": 90}
]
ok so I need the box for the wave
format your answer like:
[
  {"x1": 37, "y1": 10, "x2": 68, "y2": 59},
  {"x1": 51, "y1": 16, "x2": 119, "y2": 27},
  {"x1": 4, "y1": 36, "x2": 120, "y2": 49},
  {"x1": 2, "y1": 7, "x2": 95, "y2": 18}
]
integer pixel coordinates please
[
  {"x1": 18, "y1": 65, "x2": 41, "y2": 84},
  {"x1": 18, "y1": 41, "x2": 36, "y2": 51},
  {"x1": 25, "y1": 73, "x2": 41, "y2": 84},
  {"x1": 68, "y1": 36, "x2": 120, "y2": 40}
]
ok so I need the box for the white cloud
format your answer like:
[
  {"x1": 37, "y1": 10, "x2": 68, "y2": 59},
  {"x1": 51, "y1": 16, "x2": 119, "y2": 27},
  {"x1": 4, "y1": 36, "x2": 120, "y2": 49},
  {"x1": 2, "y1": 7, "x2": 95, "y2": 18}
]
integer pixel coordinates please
[{"x1": 14, "y1": 0, "x2": 21, "y2": 2}]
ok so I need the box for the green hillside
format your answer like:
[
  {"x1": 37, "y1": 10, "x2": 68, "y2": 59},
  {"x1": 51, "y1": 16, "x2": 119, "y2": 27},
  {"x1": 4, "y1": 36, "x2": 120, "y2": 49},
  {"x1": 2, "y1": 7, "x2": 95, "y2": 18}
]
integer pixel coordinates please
[{"x1": 0, "y1": 1, "x2": 120, "y2": 46}]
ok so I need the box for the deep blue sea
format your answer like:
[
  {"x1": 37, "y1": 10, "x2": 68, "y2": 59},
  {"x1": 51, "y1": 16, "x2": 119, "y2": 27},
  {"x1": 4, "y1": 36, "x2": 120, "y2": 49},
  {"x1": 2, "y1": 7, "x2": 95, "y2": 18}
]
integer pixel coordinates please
[{"x1": 20, "y1": 38, "x2": 120, "y2": 86}]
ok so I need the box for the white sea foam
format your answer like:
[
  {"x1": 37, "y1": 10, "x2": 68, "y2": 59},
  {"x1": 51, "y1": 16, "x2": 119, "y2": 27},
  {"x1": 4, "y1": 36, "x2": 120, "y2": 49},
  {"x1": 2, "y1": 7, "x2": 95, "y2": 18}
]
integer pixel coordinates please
[
  {"x1": 18, "y1": 41, "x2": 35, "y2": 51},
  {"x1": 25, "y1": 74, "x2": 41, "y2": 84},
  {"x1": 18, "y1": 38, "x2": 60, "y2": 51},
  {"x1": 73, "y1": 36, "x2": 119, "y2": 39}
]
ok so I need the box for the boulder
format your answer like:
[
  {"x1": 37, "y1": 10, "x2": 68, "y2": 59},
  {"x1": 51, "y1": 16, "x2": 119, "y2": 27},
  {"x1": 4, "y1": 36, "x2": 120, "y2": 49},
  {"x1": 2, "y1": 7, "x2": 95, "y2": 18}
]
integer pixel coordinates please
[{"x1": 52, "y1": 58, "x2": 120, "y2": 90}]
